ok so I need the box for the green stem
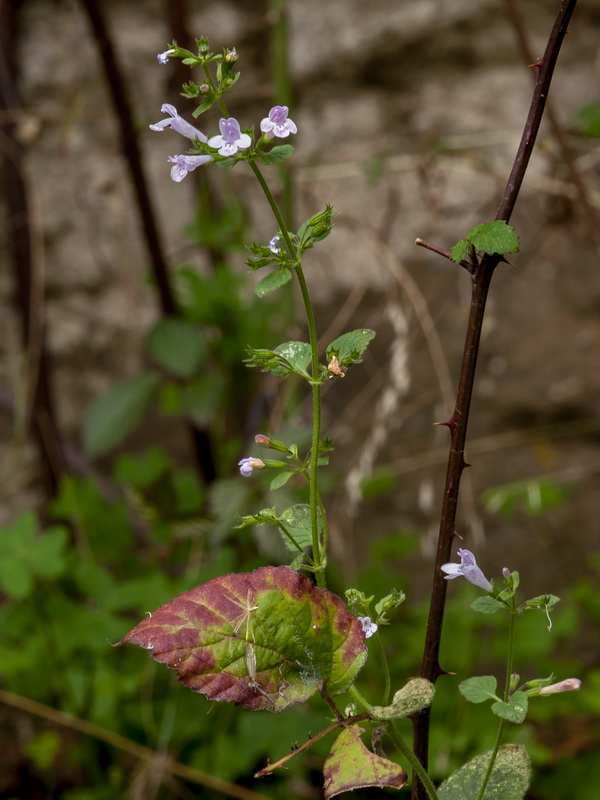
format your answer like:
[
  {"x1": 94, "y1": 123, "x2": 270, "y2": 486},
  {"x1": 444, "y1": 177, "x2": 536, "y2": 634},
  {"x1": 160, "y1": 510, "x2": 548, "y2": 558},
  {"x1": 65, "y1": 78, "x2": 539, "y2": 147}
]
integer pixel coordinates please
[
  {"x1": 386, "y1": 724, "x2": 440, "y2": 800},
  {"x1": 475, "y1": 601, "x2": 516, "y2": 800},
  {"x1": 475, "y1": 719, "x2": 506, "y2": 800},
  {"x1": 373, "y1": 632, "x2": 391, "y2": 706},
  {"x1": 249, "y1": 160, "x2": 325, "y2": 587},
  {"x1": 348, "y1": 687, "x2": 438, "y2": 800}
]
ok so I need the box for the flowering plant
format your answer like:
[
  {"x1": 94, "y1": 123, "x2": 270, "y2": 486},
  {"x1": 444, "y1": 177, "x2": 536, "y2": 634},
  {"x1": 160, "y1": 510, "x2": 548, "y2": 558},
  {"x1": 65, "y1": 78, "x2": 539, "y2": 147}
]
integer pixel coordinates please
[{"x1": 120, "y1": 21, "x2": 581, "y2": 800}]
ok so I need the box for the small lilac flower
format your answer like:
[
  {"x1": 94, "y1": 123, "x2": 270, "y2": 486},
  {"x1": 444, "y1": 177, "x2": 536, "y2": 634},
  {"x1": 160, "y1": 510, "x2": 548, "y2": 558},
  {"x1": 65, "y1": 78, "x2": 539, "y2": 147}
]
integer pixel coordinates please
[
  {"x1": 441, "y1": 548, "x2": 493, "y2": 592},
  {"x1": 539, "y1": 678, "x2": 581, "y2": 695},
  {"x1": 157, "y1": 49, "x2": 175, "y2": 64},
  {"x1": 260, "y1": 106, "x2": 297, "y2": 140},
  {"x1": 254, "y1": 434, "x2": 270, "y2": 447},
  {"x1": 168, "y1": 154, "x2": 213, "y2": 183},
  {"x1": 238, "y1": 457, "x2": 265, "y2": 477},
  {"x1": 358, "y1": 617, "x2": 378, "y2": 639},
  {"x1": 208, "y1": 118, "x2": 251, "y2": 157},
  {"x1": 269, "y1": 235, "x2": 281, "y2": 254},
  {"x1": 149, "y1": 104, "x2": 207, "y2": 143}
]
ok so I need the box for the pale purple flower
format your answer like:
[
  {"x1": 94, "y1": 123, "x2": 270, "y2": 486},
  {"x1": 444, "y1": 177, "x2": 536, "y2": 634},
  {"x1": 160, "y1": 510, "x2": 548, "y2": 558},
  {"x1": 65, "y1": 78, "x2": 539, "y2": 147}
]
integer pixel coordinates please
[
  {"x1": 260, "y1": 106, "x2": 297, "y2": 140},
  {"x1": 238, "y1": 457, "x2": 265, "y2": 477},
  {"x1": 168, "y1": 154, "x2": 213, "y2": 183},
  {"x1": 539, "y1": 678, "x2": 581, "y2": 695},
  {"x1": 269, "y1": 235, "x2": 281, "y2": 254},
  {"x1": 149, "y1": 104, "x2": 207, "y2": 143},
  {"x1": 157, "y1": 49, "x2": 175, "y2": 64},
  {"x1": 358, "y1": 616, "x2": 378, "y2": 639},
  {"x1": 441, "y1": 548, "x2": 493, "y2": 592},
  {"x1": 208, "y1": 118, "x2": 251, "y2": 157}
]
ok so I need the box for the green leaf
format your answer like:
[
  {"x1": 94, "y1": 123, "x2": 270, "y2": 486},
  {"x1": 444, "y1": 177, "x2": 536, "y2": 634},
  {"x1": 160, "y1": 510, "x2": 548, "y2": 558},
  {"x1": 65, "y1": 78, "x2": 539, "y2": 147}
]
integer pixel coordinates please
[
  {"x1": 121, "y1": 566, "x2": 367, "y2": 711},
  {"x1": 147, "y1": 318, "x2": 206, "y2": 378},
  {"x1": 245, "y1": 341, "x2": 312, "y2": 379},
  {"x1": 257, "y1": 145, "x2": 294, "y2": 165},
  {"x1": 575, "y1": 102, "x2": 600, "y2": 138},
  {"x1": 467, "y1": 220, "x2": 519, "y2": 256},
  {"x1": 325, "y1": 329, "x2": 376, "y2": 368},
  {"x1": 371, "y1": 678, "x2": 435, "y2": 721},
  {"x1": 323, "y1": 725, "x2": 407, "y2": 799},
  {"x1": 279, "y1": 504, "x2": 319, "y2": 552},
  {"x1": 471, "y1": 596, "x2": 505, "y2": 614},
  {"x1": 254, "y1": 268, "x2": 292, "y2": 297},
  {"x1": 27, "y1": 526, "x2": 69, "y2": 578},
  {"x1": 272, "y1": 341, "x2": 312, "y2": 378},
  {"x1": 491, "y1": 692, "x2": 528, "y2": 724},
  {"x1": 438, "y1": 744, "x2": 531, "y2": 800},
  {"x1": 84, "y1": 372, "x2": 161, "y2": 455},
  {"x1": 181, "y1": 374, "x2": 224, "y2": 425},
  {"x1": 459, "y1": 676, "x2": 499, "y2": 704},
  {"x1": 450, "y1": 240, "x2": 469, "y2": 263},
  {"x1": 269, "y1": 471, "x2": 295, "y2": 491},
  {"x1": 0, "y1": 512, "x2": 69, "y2": 598}
]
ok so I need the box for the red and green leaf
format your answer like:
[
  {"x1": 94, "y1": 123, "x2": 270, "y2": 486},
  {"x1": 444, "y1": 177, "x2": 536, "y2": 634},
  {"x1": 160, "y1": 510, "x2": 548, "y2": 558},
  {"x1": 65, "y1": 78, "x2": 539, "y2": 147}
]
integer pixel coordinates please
[
  {"x1": 323, "y1": 725, "x2": 407, "y2": 798},
  {"x1": 120, "y1": 566, "x2": 367, "y2": 711}
]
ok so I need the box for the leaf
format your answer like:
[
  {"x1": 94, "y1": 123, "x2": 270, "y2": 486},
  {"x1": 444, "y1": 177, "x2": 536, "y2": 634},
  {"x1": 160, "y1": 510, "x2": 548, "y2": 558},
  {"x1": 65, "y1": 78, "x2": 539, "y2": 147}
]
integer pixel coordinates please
[
  {"x1": 84, "y1": 372, "x2": 161, "y2": 455},
  {"x1": 450, "y1": 240, "x2": 470, "y2": 263},
  {"x1": 438, "y1": 744, "x2": 531, "y2": 800},
  {"x1": 0, "y1": 512, "x2": 69, "y2": 598},
  {"x1": 269, "y1": 471, "x2": 295, "y2": 491},
  {"x1": 147, "y1": 318, "x2": 207, "y2": 379},
  {"x1": 323, "y1": 725, "x2": 407, "y2": 799},
  {"x1": 181, "y1": 374, "x2": 224, "y2": 425},
  {"x1": 459, "y1": 676, "x2": 499, "y2": 704},
  {"x1": 471, "y1": 596, "x2": 505, "y2": 614},
  {"x1": 467, "y1": 220, "x2": 519, "y2": 256},
  {"x1": 279, "y1": 504, "x2": 320, "y2": 552},
  {"x1": 491, "y1": 692, "x2": 528, "y2": 724},
  {"x1": 272, "y1": 341, "x2": 312, "y2": 378},
  {"x1": 257, "y1": 145, "x2": 294, "y2": 165},
  {"x1": 325, "y1": 329, "x2": 376, "y2": 367},
  {"x1": 575, "y1": 102, "x2": 600, "y2": 138},
  {"x1": 121, "y1": 566, "x2": 367, "y2": 711},
  {"x1": 371, "y1": 678, "x2": 435, "y2": 721},
  {"x1": 254, "y1": 268, "x2": 292, "y2": 298}
]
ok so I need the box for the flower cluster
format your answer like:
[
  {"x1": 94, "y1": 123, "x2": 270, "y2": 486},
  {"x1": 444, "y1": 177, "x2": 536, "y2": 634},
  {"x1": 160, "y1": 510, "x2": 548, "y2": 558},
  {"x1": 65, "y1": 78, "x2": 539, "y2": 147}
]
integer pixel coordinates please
[{"x1": 150, "y1": 84, "x2": 297, "y2": 182}]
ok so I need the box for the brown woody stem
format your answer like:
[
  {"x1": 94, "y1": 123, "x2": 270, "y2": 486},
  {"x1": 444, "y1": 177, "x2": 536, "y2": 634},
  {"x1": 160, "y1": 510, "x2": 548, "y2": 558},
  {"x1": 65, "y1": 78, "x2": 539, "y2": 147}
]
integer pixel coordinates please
[{"x1": 411, "y1": 2, "x2": 578, "y2": 798}]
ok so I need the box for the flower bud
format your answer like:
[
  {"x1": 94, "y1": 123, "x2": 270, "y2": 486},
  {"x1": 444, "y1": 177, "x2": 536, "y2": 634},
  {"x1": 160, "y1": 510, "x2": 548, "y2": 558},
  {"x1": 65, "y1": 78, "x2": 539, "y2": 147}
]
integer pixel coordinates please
[{"x1": 539, "y1": 678, "x2": 581, "y2": 695}]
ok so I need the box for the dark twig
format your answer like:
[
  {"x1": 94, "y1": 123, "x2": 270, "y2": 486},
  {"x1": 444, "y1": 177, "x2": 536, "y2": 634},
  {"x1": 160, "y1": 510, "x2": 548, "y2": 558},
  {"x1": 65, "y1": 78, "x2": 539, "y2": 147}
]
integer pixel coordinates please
[
  {"x1": 254, "y1": 711, "x2": 371, "y2": 777},
  {"x1": 0, "y1": 0, "x2": 65, "y2": 498},
  {"x1": 501, "y1": 0, "x2": 599, "y2": 241},
  {"x1": 79, "y1": 0, "x2": 216, "y2": 484},
  {"x1": 411, "y1": 2, "x2": 578, "y2": 797}
]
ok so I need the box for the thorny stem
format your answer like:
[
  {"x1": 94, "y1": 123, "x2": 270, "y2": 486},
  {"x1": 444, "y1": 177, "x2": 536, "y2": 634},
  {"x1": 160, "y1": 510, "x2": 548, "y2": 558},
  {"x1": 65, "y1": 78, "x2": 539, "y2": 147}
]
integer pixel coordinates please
[
  {"x1": 411, "y1": 2, "x2": 578, "y2": 798},
  {"x1": 249, "y1": 161, "x2": 326, "y2": 587}
]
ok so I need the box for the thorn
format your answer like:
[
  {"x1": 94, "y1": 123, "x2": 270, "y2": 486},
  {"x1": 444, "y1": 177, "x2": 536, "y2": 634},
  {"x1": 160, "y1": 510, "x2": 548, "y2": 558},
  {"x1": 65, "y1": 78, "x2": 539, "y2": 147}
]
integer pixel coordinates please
[
  {"x1": 528, "y1": 59, "x2": 543, "y2": 69},
  {"x1": 434, "y1": 414, "x2": 456, "y2": 434},
  {"x1": 460, "y1": 457, "x2": 471, "y2": 471},
  {"x1": 451, "y1": 528, "x2": 463, "y2": 540},
  {"x1": 436, "y1": 664, "x2": 456, "y2": 678},
  {"x1": 499, "y1": 256, "x2": 518, "y2": 268}
]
